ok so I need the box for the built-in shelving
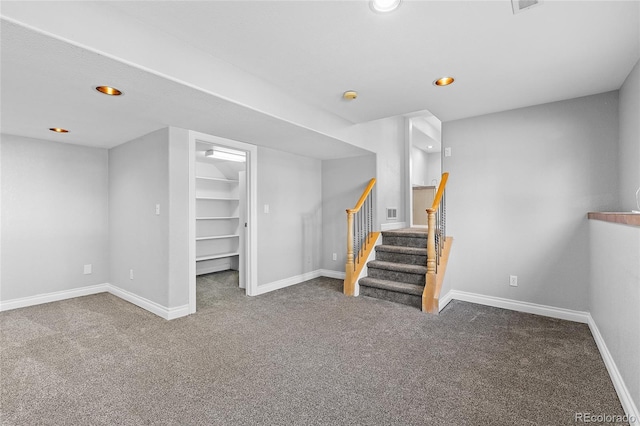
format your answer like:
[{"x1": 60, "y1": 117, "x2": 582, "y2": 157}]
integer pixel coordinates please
[
  {"x1": 195, "y1": 234, "x2": 240, "y2": 241},
  {"x1": 196, "y1": 216, "x2": 240, "y2": 220},
  {"x1": 196, "y1": 252, "x2": 240, "y2": 262},
  {"x1": 194, "y1": 163, "x2": 242, "y2": 275},
  {"x1": 196, "y1": 176, "x2": 238, "y2": 183}
]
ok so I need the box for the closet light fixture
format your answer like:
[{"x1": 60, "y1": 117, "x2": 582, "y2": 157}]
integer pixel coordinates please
[
  {"x1": 49, "y1": 127, "x2": 69, "y2": 133},
  {"x1": 96, "y1": 86, "x2": 123, "y2": 96},
  {"x1": 370, "y1": 0, "x2": 401, "y2": 13},
  {"x1": 205, "y1": 148, "x2": 246, "y2": 163},
  {"x1": 434, "y1": 77, "x2": 455, "y2": 87}
]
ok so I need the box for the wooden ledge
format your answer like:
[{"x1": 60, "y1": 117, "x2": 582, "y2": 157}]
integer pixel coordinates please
[{"x1": 587, "y1": 212, "x2": 640, "y2": 227}]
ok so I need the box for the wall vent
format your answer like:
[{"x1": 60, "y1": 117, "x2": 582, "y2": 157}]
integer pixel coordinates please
[
  {"x1": 386, "y1": 207, "x2": 398, "y2": 220},
  {"x1": 512, "y1": 0, "x2": 542, "y2": 14}
]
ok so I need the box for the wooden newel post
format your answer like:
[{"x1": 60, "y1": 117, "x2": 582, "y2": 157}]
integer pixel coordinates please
[
  {"x1": 423, "y1": 208, "x2": 437, "y2": 313},
  {"x1": 344, "y1": 210, "x2": 355, "y2": 295}
]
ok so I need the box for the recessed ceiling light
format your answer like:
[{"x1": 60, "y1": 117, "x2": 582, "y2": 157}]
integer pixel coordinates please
[
  {"x1": 370, "y1": 0, "x2": 401, "y2": 13},
  {"x1": 434, "y1": 77, "x2": 455, "y2": 87},
  {"x1": 96, "y1": 86, "x2": 123, "y2": 96},
  {"x1": 343, "y1": 90, "x2": 358, "y2": 100},
  {"x1": 428, "y1": 145, "x2": 433, "y2": 149},
  {"x1": 49, "y1": 128, "x2": 69, "y2": 133}
]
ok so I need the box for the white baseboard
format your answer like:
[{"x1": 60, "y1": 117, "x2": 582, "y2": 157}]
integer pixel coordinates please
[
  {"x1": 587, "y1": 315, "x2": 639, "y2": 423},
  {"x1": 253, "y1": 270, "x2": 323, "y2": 296},
  {"x1": 444, "y1": 290, "x2": 590, "y2": 323},
  {"x1": 105, "y1": 284, "x2": 189, "y2": 320},
  {"x1": 0, "y1": 283, "x2": 109, "y2": 312},
  {"x1": 0, "y1": 282, "x2": 189, "y2": 321},
  {"x1": 438, "y1": 290, "x2": 454, "y2": 312},
  {"x1": 380, "y1": 222, "x2": 407, "y2": 231},
  {"x1": 319, "y1": 269, "x2": 346, "y2": 280}
]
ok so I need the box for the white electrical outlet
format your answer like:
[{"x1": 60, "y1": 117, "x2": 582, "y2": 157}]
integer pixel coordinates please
[
  {"x1": 332, "y1": 253, "x2": 337, "y2": 261},
  {"x1": 509, "y1": 275, "x2": 518, "y2": 287},
  {"x1": 83, "y1": 264, "x2": 92, "y2": 275},
  {"x1": 264, "y1": 204, "x2": 270, "y2": 214},
  {"x1": 130, "y1": 269, "x2": 134, "y2": 280},
  {"x1": 155, "y1": 204, "x2": 160, "y2": 215},
  {"x1": 444, "y1": 147, "x2": 452, "y2": 157}
]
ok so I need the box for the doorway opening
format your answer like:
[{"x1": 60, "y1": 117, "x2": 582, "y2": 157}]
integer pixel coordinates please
[
  {"x1": 407, "y1": 114, "x2": 442, "y2": 227},
  {"x1": 188, "y1": 131, "x2": 258, "y2": 314}
]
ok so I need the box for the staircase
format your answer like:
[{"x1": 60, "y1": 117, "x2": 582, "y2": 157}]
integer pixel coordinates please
[
  {"x1": 359, "y1": 229, "x2": 428, "y2": 309},
  {"x1": 343, "y1": 173, "x2": 451, "y2": 314}
]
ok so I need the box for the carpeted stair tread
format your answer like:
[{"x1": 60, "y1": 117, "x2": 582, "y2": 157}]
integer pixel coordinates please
[
  {"x1": 361, "y1": 228, "x2": 430, "y2": 308},
  {"x1": 376, "y1": 245, "x2": 427, "y2": 256},
  {"x1": 359, "y1": 277, "x2": 424, "y2": 296},
  {"x1": 381, "y1": 229, "x2": 428, "y2": 239},
  {"x1": 367, "y1": 260, "x2": 427, "y2": 275}
]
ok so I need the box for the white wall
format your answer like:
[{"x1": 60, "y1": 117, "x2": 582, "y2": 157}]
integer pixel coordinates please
[
  {"x1": 321, "y1": 155, "x2": 377, "y2": 272},
  {"x1": 345, "y1": 116, "x2": 406, "y2": 228},
  {"x1": 442, "y1": 91, "x2": 619, "y2": 311},
  {"x1": 425, "y1": 152, "x2": 441, "y2": 188},
  {"x1": 168, "y1": 127, "x2": 190, "y2": 308},
  {"x1": 411, "y1": 146, "x2": 429, "y2": 186},
  {"x1": 257, "y1": 147, "x2": 322, "y2": 285},
  {"x1": 618, "y1": 59, "x2": 640, "y2": 212},
  {"x1": 109, "y1": 128, "x2": 171, "y2": 307},
  {"x1": 1, "y1": 134, "x2": 109, "y2": 301},
  {"x1": 589, "y1": 220, "x2": 640, "y2": 416}
]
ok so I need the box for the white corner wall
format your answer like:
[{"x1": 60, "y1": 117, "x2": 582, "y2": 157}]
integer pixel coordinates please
[
  {"x1": 442, "y1": 91, "x2": 620, "y2": 311},
  {"x1": 589, "y1": 220, "x2": 640, "y2": 419},
  {"x1": 1, "y1": 134, "x2": 109, "y2": 301},
  {"x1": 109, "y1": 128, "x2": 171, "y2": 307},
  {"x1": 618, "y1": 58, "x2": 640, "y2": 212},
  {"x1": 347, "y1": 116, "x2": 407, "y2": 229},
  {"x1": 256, "y1": 146, "x2": 322, "y2": 286},
  {"x1": 168, "y1": 127, "x2": 190, "y2": 309}
]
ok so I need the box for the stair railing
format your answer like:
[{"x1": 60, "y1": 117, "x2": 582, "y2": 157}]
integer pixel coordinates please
[
  {"x1": 344, "y1": 178, "x2": 378, "y2": 296},
  {"x1": 427, "y1": 172, "x2": 448, "y2": 275},
  {"x1": 424, "y1": 172, "x2": 450, "y2": 313}
]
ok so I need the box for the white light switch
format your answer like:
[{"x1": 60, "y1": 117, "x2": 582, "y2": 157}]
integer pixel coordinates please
[
  {"x1": 444, "y1": 147, "x2": 452, "y2": 157},
  {"x1": 155, "y1": 204, "x2": 160, "y2": 215},
  {"x1": 264, "y1": 204, "x2": 270, "y2": 214},
  {"x1": 83, "y1": 264, "x2": 92, "y2": 275}
]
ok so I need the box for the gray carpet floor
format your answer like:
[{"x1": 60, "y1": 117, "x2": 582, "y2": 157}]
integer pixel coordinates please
[{"x1": 1, "y1": 272, "x2": 625, "y2": 425}]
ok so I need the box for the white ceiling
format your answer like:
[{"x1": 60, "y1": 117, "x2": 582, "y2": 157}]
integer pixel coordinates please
[
  {"x1": 1, "y1": 1, "x2": 639, "y2": 157},
  {"x1": 105, "y1": 0, "x2": 639, "y2": 122},
  {"x1": 0, "y1": 20, "x2": 371, "y2": 158}
]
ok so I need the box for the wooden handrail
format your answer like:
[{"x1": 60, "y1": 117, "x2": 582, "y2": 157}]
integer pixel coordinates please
[
  {"x1": 430, "y1": 172, "x2": 449, "y2": 211},
  {"x1": 344, "y1": 178, "x2": 377, "y2": 296},
  {"x1": 347, "y1": 178, "x2": 376, "y2": 214}
]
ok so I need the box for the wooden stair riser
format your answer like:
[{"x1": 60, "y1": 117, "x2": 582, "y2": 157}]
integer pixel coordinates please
[{"x1": 367, "y1": 267, "x2": 426, "y2": 286}]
